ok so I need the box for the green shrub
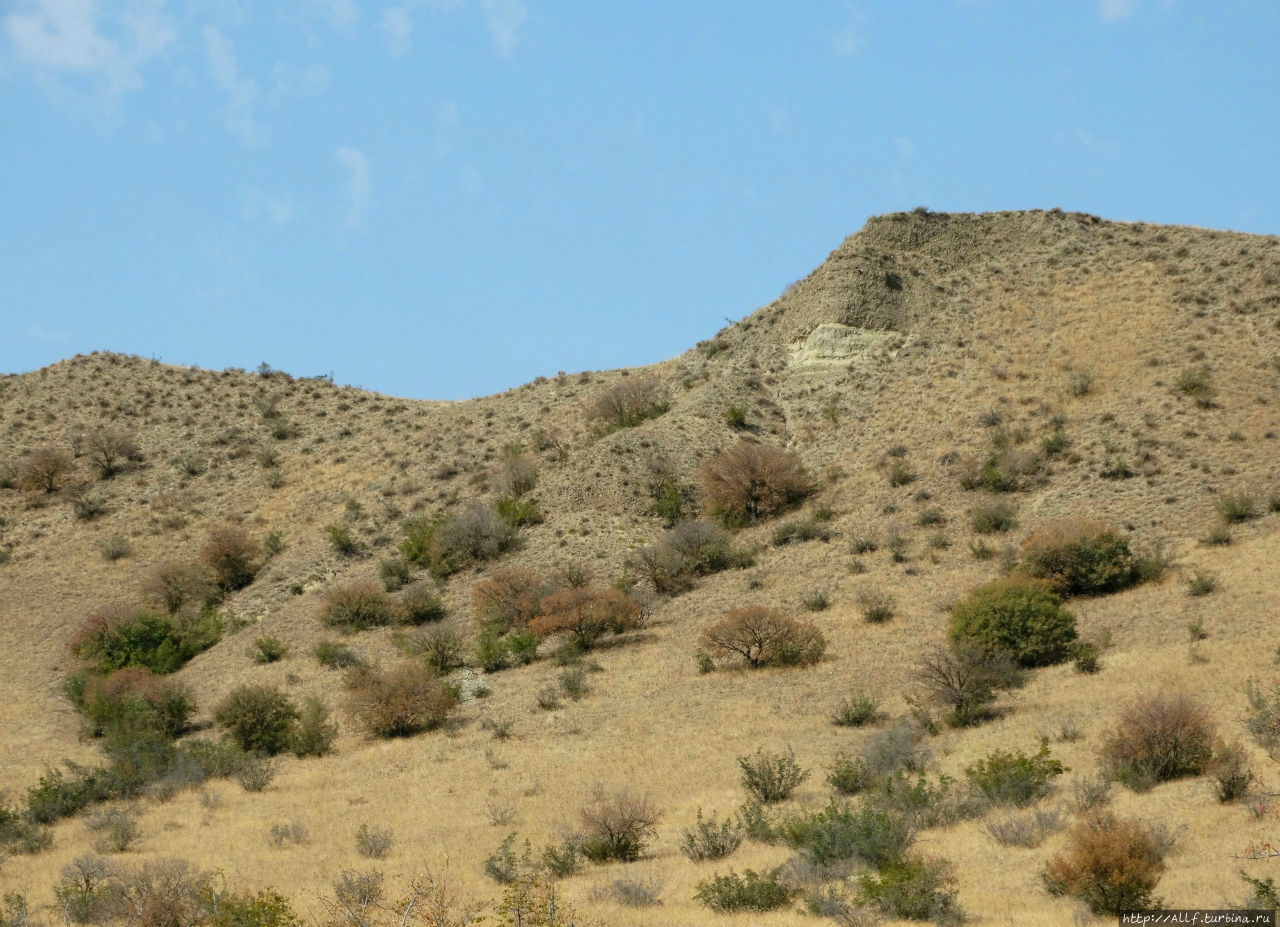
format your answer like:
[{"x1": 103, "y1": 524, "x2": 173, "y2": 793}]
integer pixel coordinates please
[
  {"x1": 69, "y1": 607, "x2": 221, "y2": 675},
  {"x1": 1211, "y1": 742, "x2": 1253, "y2": 803},
  {"x1": 1017, "y1": 519, "x2": 1139, "y2": 595},
  {"x1": 289, "y1": 697, "x2": 338, "y2": 758},
  {"x1": 832, "y1": 693, "x2": 880, "y2": 727},
  {"x1": 965, "y1": 743, "x2": 1066, "y2": 807},
  {"x1": 346, "y1": 662, "x2": 460, "y2": 738},
  {"x1": 857, "y1": 589, "x2": 894, "y2": 623},
  {"x1": 699, "y1": 607, "x2": 825, "y2": 668},
  {"x1": 738, "y1": 748, "x2": 808, "y2": 803},
  {"x1": 1072, "y1": 641, "x2": 1101, "y2": 674},
  {"x1": 970, "y1": 500, "x2": 1017, "y2": 534},
  {"x1": 694, "y1": 868, "x2": 794, "y2": 913},
  {"x1": 949, "y1": 576, "x2": 1077, "y2": 667},
  {"x1": 400, "y1": 504, "x2": 517, "y2": 577},
  {"x1": 698, "y1": 440, "x2": 812, "y2": 527},
  {"x1": 26, "y1": 764, "x2": 116, "y2": 824},
  {"x1": 779, "y1": 798, "x2": 915, "y2": 868},
  {"x1": 681, "y1": 809, "x2": 744, "y2": 862},
  {"x1": 958, "y1": 448, "x2": 1040, "y2": 493},
  {"x1": 857, "y1": 857, "x2": 962, "y2": 923},
  {"x1": 314, "y1": 640, "x2": 361, "y2": 669},
  {"x1": 327, "y1": 523, "x2": 360, "y2": 557},
  {"x1": 78, "y1": 668, "x2": 195, "y2": 741},
  {"x1": 723, "y1": 404, "x2": 748, "y2": 429},
  {"x1": 827, "y1": 753, "x2": 873, "y2": 796},
  {"x1": 319, "y1": 583, "x2": 394, "y2": 631},
  {"x1": 495, "y1": 496, "x2": 542, "y2": 528},
  {"x1": 1101, "y1": 693, "x2": 1216, "y2": 790},
  {"x1": 1218, "y1": 491, "x2": 1258, "y2": 524},
  {"x1": 215, "y1": 686, "x2": 299, "y2": 756},
  {"x1": 1246, "y1": 680, "x2": 1280, "y2": 753},
  {"x1": 1187, "y1": 570, "x2": 1219, "y2": 596},
  {"x1": 252, "y1": 636, "x2": 286, "y2": 664},
  {"x1": 1044, "y1": 813, "x2": 1168, "y2": 914},
  {"x1": 578, "y1": 789, "x2": 660, "y2": 863},
  {"x1": 485, "y1": 833, "x2": 531, "y2": 884},
  {"x1": 1176, "y1": 364, "x2": 1217, "y2": 407},
  {"x1": 378, "y1": 556, "x2": 411, "y2": 592}
]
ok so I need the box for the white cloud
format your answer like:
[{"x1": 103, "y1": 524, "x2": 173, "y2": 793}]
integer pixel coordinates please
[
  {"x1": 269, "y1": 61, "x2": 330, "y2": 104},
  {"x1": 202, "y1": 25, "x2": 262, "y2": 144},
  {"x1": 335, "y1": 146, "x2": 372, "y2": 231},
  {"x1": 1098, "y1": 0, "x2": 1138, "y2": 22},
  {"x1": 281, "y1": 0, "x2": 358, "y2": 32},
  {"x1": 379, "y1": 5, "x2": 413, "y2": 57},
  {"x1": 240, "y1": 186, "x2": 294, "y2": 226},
  {"x1": 4, "y1": 0, "x2": 175, "y2": 104},
  {"x1": 481, "y1": 0, "x2": 526, "y2": 58}
]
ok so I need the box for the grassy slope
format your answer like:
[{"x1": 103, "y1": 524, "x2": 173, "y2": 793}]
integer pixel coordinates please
[{"x1": 2, "y1": 209, "x2": 1279, "y2": 922}]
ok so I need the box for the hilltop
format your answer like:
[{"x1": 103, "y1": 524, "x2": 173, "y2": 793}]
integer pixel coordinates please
[{"x1": 2, "y1": 209, "x2": 1280, "y2": 924}]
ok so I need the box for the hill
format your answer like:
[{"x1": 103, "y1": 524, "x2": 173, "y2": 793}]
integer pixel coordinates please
[{"x1": 2, "y1": 209, "x2": 1280, "y2": 924}]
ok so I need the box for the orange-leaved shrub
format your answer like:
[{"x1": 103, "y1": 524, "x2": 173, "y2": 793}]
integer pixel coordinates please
[
  {"x1": 200, "y1": 524, "x2": 260, "y2": 591},
  {"x1": 528, "y1": 588, "x2": 642, "y2": 649},
  {"x1": 698, "y1": 441, "x2": 811, "y2": 528},
  {"x1": 1043, "y1": 813, "x2": 1169, "y2": 913},
  {"x1": 1100, "y1": 693, "x2": 1216, "y2": 791},
  {"x1": 347, "y1": 661, "x2": 460, "y2": 738},
  {"x1": 699, "y1": 607, "x2": 825, "y2": 669},
  {"x1": 1017, "y1": 519, "x2": 1139, "y2": 596},
  {"x1": 471, "y1": 568, "x2": 547, "y2": 633}
]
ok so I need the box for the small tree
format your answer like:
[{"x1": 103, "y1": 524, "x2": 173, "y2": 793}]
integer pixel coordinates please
[
  {"x1": 528, "y1": 588, "x2": 642, "y2": 649},
  {"x1": 949, "y1": 576, "x2": 1077, "y2": 667},
  {"x1": 85, "y1": 429, "x2": 142, "y2": 479},
  {"x1": 579, "y1": 788, "x2": 661, "y2": 863},
  {"x1": 20, "y1": 448, "x2": 74, "y2": 493},
  {"x1": 200, "y1": 525, "x2": 260, "y2": 592},
  {"x1": 914, "y1": 644, "x2": 1021, "y2": 727},
  {"x1": 587, "y1": 377, "x2": 669, "y2": 430},
  {"x1": 143, "y1": 562, "x2": 210, "y2": 615},
  {"x1": 214, "y1": 685, "x2": 299, "y2": 756},
  {"x1": 471, "y1": 568, "x2": 546, "y2": 633},
  {"x1": 698, "y1": 441, "x2": 811, "y2": 527},
  {"x1": 699, "y1": 607, "x2": 825, "y2": 668},
  {"x1": 320, "y1": 583, "x2": 394, "y2": 631},
  {"x1": 1044, "y1": 813, "x2": 1168, "y2": 913}
]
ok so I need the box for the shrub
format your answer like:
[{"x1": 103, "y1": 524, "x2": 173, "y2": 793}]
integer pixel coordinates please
[
  {"x1": 957, "y1": 448, "x2": 1040, "y2": 493},
  {"x1": 694, "y1": 868, "x2": 794, "y2": 913},
  {"x1": 101, "y1": 536, "x2": 132, "y2": 561},
  {"x1": 779, "y1": 798, "x2": 915, "y2": 869},
  {"x1": 597, "y1": 873, "x2": 664, "y2": 908},
  {"x1": 471, "y1": 568, "x2": 546, "y2": 633},
  {"x1": 82, "y1": 429, "x2": 142, "y2": 480},
  {"x1": 79, "y1": 668, "x2": 195, "y2": 740},
  {"x1": 20, "y1": 447, "x2": 74, "y2": 493},
  {"x1": 70, "y1": 607, "x2": 221, "y2": 675},
  {"x1": 914, "y1": 644, "x2": 1022, "y2": 726},
  {"x1": 327, "y1": 523, "x2": 360, "y2": 557},
  {"x1": 1072, "y1": 641, "x2": 1101, "y2": 674},
  {"x1": 801, "y1": 589, "x2": 830, "y2": 612},
  {"x1": 214, "y1": 685, "x2": 299, "y2": 756},
  {"x1": 495, "y1": 496, "x2": 541, "y2": 528},
  {"x1": 314, "y1": 640, "x2": 362, "y2": 669},
  {"x1": 698, "y1": 440, "x2": 812, "y2": 527},
  {"x1": 699, "y1": 607, "x2": 825, "y2": 668},
  {"x1": 528, "y1": 587, "x2": 642, "y2": 649},
  {"x1": 143, "y1": 562, "x2": 210, "y2": 615},
  {"x1": 857, "y1": 589, "x2": 894, "y2": 623},
  {"x1": 484, "y1": 833, "x2": 530, "y2": 884},
  {"x1": 347, "y1": 662, "x2": 460, "y2": 738},
  {"x1": 827, "y1": 753, "x2": 873, "y2": 796},
  {"x1": 965, "y1": 743, "x2": 1066, "y2": 807},
  {"x1": 771, "y1": 518, "x2": 831, "y2": 546},
  {"x1": 401, "y1": 503, "x2": 517, "y2": 577},
  {"x1": 857, "y1": 857, "x2": 962, "y2": 924},
  {"x1": 1211, "y1": 742, "x2": 1253, "y2": 802},
  {"x1": 1176, "y1": 364, "x2": 1217, "y2": 407},
  {"x1": 587, "y1": 377, "x2": 669, "y2": 430},
  {"x1": 971, "y1": 500, "x2": 1017, "y2": 534},
  {"x1": 397, "y1": 583, "x2": 445, "y2": 625},
  {"x1": 200, "y1": 525, "x2": 260, "y2": 591},
  {"x1": 860, "y1": 722, "x2": 932, "y2": 779},
  {"x1": 632, "y1": 520, "x2": 744, "y2": 594},
  {"x1": 1246, "y1": 680, "x2": 1280, "y2": 753},
  {"x1": 1218, "y1": 491, "x2": 1258, "y2": 524},
  {"x1": 492, "y1": 454, "x2": 538, "y2": 498},
  {"x1": 985, "y1": 807, "x2": 1062, "y2": 848},
  {"x1": 355, "y1": 823, "x2": 393, "y2": 859},
  {"x1": 378, "y1": 556, "x2": 411, "y2": 592},
  {"x1": 833, "y1": 693, "x2": 880, "y2": 727},
  {"x1": 738, "y1": 748, "x2": 807, "y2": 803},
  {"x1": 253, "y1": 636, "x2": 286, "y2": 664},
  {"x1": 681, "y1": 809, "x2": 744, "y2": 861},
  {"x1": 411, "y1": 624, "x2": 465, "y2": 674},
  {"x1": 319, "y1": 583, "x2": 394, "y2": 631},
  {"x1": 87, "y1": 806, "x2": 140, "y2": 853},
  {"x1": 1044, "y1": 813, "x2": 1168, "y2": 914},
  {"x1": 290, "y1": 697, "x2": 338, "y2": 758},
  {"x1": 578, "y1": 789, "x2": 660, "y2": 863},
  {"x1": 1101, "y1": 693, "x2": 1216, "y2": 790},
  {"x1": 949, "y1": 576, "x2": 1077, "y2": 667},
  {"x1": 1017, "y1": 519, "x2": 1139, "y2": 595},
  {"x1": 1187, "y1": 570, "x2": 1219, "y2": 596}
]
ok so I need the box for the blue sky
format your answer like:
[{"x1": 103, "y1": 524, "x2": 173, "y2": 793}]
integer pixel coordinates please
[{"x1": 2, "y1": 1, "x2": 1277, "y2": 399}]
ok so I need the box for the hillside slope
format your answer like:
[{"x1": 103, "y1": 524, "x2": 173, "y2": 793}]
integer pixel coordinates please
[{"x1": 2, "y1": 209, "x2": 1279, "y2": 923}]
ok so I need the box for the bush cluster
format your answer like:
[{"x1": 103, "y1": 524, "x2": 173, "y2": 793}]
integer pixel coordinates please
[
  {"x1": 346, "y1": 662, "x2": 460, "y2": 738},
  {"x1": 699, "y1": 607, "x2": 825, "y2": 669},
  {"x1": 949, "y1": 576, "x2": 1077, "y2": 667},
  {"x1": 631, "y1": 520, "x2": 749, "y2": 594},
  {"x1": 587, "y1": 377, "x2": 669, "y2": 431},
  {"x1": 1017, "y1": 519, "x2": 1139, "y2": 595},
  {"x1": 70, "y1": 607, "x2": 222, "y2": 676},
  {"x1": 400, "y1": 503, "x2": 517, "y2": 578},
  {"x1": 1100, "y1": 693, "x2": 1216, "y2": 790},
  {"x1": 527, "y1": 587, "x2": 642, "y2": 650},
  {"x1": 698, "y1": 440, "x2": 812, "y2": 527}
]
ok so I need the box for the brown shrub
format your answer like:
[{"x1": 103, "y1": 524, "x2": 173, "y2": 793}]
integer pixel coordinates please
[
  {"x1": 492, "y1": 454, "x2": 538, "y2": 498},
  {"x1": 143, "y1": 561, "x2": 210, "y2": 615},
  {"x1": 1017, "y1": 519, "x2": 1139, "y2": 596},
  {"x1": 20, "y1": 447, "x2": 74, "y2": 493},
  {"x1": 1100, "y1": 693, "x2": 1216, "y2": 790},
  {"x1": 699, "y1": 607, "x2": 826, "y2": 668},
  {"x1": 199, "y1": 525, "x2": 259, "y2": 591},
  {"x1": 85, "y1": 428, "x2": 143, "y2": 479},
  {"x1": 320, "y1": 583, "x2": 395, "y2": 631},
  {"x1": 471, "y1": 568, "x2": 546, "y2": 633},
  {"x1": 914, "y1": 644, "x2": 1022, "y2": 727},
  {"x1": 528, "y1": 588, "x2": 642, "y2": 649},
  {"x1": 587, "y1": 377, "x2": 668, "y2": 429},
  {"x1": 579, "y1": 788, "x2": 661, "y2": 863},
  {"x1": 698, "y1": 441, "x2": 811, "y2": 527},
  {"x1": 347, "y1": 662, "x2": 460, "y2": 738},
  {"x1": 1043, "y1": 813, "x2": 1168, "y2": 913}
]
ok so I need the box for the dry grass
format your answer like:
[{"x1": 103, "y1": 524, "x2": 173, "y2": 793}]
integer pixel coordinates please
[{"x1": 2, "y1": 211, "x2": 1280, "y2": 923}]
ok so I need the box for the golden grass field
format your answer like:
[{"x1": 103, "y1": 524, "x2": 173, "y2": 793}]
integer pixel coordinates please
[{"x1": 2, "y1": 209, "x2": 1280, "y2": 924}]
